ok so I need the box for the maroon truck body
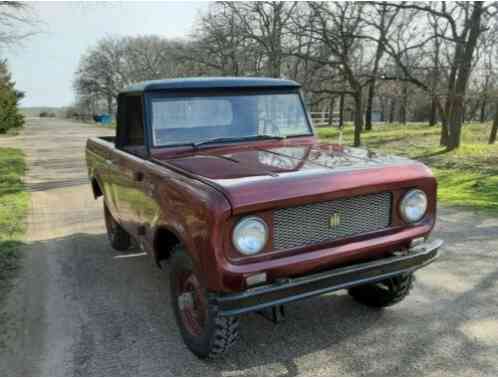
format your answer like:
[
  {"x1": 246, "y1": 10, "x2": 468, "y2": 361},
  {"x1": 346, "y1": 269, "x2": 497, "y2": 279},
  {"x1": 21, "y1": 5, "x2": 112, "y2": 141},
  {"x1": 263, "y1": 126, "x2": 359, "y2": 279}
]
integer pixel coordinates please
[
  {"x1": 87, "y1": 134, "x2": 437, "y2": 290},
  {"x1": 86, "y1": 78, "x2": 442, "y2": 357}
]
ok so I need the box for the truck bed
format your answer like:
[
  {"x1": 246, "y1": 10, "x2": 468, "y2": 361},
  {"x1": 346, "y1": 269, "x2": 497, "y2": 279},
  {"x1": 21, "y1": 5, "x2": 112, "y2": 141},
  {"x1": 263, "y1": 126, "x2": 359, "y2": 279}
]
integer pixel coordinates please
[{"x1": 87, "y1": 136, "x2": 145, "y2": 159}]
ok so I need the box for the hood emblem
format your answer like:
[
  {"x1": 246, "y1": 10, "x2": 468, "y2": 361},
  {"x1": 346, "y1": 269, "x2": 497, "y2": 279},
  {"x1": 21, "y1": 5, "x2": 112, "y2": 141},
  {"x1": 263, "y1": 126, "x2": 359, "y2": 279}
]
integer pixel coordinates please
[{"x1": 329, "y1": 213, "x2": 341, "y2": 228}]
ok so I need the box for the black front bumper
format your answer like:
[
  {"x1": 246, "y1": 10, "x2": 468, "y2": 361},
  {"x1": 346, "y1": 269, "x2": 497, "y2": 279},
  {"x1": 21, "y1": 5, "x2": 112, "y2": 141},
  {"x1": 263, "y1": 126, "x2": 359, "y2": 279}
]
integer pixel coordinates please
[{"x1": 215, "y1": 239, "x2": 443, "y2": 317}]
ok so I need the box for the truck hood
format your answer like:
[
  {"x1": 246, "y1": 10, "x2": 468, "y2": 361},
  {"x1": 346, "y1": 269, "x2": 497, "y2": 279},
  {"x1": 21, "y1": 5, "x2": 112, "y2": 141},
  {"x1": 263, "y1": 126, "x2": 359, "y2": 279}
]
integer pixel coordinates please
[{"x1": 161, "y1": 141, "x2": 434, "y2": 214}]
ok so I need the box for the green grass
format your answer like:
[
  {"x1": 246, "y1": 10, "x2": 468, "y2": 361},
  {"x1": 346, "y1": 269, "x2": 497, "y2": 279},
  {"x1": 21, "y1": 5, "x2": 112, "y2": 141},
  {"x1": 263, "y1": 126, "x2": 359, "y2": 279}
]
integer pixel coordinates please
[
  {"x1": 0, "y1": 148, "x2": 29, "y2": 295},
  {"x1": 318, "y1": 122, "x2": 498, "y2": 213}
]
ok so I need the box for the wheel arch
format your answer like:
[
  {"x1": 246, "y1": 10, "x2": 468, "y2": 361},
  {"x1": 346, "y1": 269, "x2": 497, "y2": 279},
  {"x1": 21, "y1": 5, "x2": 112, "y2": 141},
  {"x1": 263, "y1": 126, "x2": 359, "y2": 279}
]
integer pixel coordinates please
[{"x1": 153, "y1": 226, "x2": 197, "y2": 267}]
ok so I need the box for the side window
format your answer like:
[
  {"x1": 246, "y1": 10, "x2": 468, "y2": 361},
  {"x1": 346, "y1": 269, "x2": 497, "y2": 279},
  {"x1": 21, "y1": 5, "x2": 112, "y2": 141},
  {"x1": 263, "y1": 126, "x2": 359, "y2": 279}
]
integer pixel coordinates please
[{"x1": 117, "y1": 95, "x2": 146, "y2": 156}]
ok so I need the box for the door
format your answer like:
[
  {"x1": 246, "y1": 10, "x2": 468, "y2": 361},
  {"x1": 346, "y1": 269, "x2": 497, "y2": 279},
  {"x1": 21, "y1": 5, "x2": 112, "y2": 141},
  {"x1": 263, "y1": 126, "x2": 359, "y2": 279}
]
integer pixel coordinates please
[{"x1": 112, "y1": 94, "x2": 151, "y2": 238}]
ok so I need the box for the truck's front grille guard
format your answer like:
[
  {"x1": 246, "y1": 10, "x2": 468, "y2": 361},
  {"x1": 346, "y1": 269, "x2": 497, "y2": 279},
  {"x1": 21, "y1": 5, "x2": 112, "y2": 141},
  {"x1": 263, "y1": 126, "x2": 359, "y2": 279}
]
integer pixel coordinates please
[{"x1": 273, "y1": 192, "x2": 393, "y2": 250}]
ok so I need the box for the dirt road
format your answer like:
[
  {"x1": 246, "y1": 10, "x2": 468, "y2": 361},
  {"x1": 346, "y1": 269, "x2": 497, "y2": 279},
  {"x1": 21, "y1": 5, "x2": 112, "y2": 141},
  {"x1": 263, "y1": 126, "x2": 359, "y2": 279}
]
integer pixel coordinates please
[{"x1": 0, "y1": 118, "x2": 497, "y2": 376}]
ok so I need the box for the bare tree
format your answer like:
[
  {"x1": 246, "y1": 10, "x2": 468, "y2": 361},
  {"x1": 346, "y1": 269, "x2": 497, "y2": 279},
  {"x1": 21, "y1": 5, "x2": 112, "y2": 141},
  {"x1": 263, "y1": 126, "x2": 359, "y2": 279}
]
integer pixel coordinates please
[
  {"x1": 443, "y1": 2, "x2": 485, "y2": 149},
  {"x1": 471, "y1": 30, "x2": 498, "y2": 123},
  {"x1": 0, "y1": 2, "x2": 38, "y2": 48},
  {"x1": 303, "y1": 2, "x2": 376, "y2": 146},
  {"x1": 182, "y1": 2, "x2": 261, "y2": 76},
  {"x1": 376, "y1": 2, "x2": 496, "y2": 149},
  {"x1": 363, "y1": 3, "x2": 400, "y2": 130},
  {"x1": 74, "y1": 37, "x2": 128, "y2": 114},
  {"x1": 224, "y1": 1, "x2": 297, "y2": 78},
  {"x1": 123, "y1": 36, "x2": 184, "y2": 80},
  {"x1": 427, "y1": 11, "x2": 445, "y2": 126},
  {"x1": 74, "y1": 35, "x2": 189, "y2": 115}
]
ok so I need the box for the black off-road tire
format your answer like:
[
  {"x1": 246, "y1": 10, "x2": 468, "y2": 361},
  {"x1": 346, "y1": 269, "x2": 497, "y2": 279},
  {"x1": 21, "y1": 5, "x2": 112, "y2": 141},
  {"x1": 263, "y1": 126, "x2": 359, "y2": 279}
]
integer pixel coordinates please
[
  {"x1": 104, "y1": 203, "x2": 131, "y2": 251},
  {"x1": 348, "y1": 273, "x2": 414, "y2": 308},
  {"x1": 169, "y1": 245, "x2": 239, "y2": 359}
]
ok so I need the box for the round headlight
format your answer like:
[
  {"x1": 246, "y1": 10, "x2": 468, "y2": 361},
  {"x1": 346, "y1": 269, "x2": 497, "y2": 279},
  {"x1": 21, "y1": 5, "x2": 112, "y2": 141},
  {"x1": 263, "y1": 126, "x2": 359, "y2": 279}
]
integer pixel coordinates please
[
  {"x1": 400, "y1": 189, "x2": 428, "y2": 223},
  {"x1": 232, "y1": 217, "x2": 268, "y2": 255}
]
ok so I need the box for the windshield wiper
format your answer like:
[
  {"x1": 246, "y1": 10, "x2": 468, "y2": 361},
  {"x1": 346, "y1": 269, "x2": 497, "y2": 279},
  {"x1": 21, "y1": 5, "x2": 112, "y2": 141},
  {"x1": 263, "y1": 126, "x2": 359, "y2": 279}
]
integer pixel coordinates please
[{"x1": 193, "y1": 134, "x2": 284, "y2": 148}]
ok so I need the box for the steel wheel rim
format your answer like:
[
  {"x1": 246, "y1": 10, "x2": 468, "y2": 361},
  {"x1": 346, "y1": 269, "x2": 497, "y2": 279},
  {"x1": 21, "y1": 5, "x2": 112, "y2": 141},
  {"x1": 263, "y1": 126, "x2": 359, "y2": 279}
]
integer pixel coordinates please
[{"x1": 176, "y1": 271, "x2": 207, "y2": 337}]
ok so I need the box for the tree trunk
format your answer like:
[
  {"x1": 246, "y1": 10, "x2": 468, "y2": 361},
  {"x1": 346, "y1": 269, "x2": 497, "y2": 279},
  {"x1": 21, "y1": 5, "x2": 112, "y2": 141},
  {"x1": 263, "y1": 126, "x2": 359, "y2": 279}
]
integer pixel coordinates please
[
  {"x1": 399, "y1": 84, "x2": 408, "y2": 124},
  {"x1": 435, "y1": 98, "x2": 449, "y2": 146},
  {"x1": 328, "y1": 97, "x2": 335, "y2": 127},
  {"x1": 365, "y1": 21, "x2": 385, "y2": 131},
  {"x1": 389, "y1": 98, "x2": 395, "y2": 123},
  {"x1": 466, "y1": 99, "x2": 481, "y2": 122},
  {"x1": 441, "y1": 93, "x2": 452, "y2": 146},
  {"x1": 107, "y1": 94, "x2": 113, "y2": 115},
  {"x1": 353, "y1": 93, "x2": 363, "y2": 147},
  {"x1": 380, "y1": 97, "x2": 385, "y2": 122},
  {"x1": 429, "y1": 97, "x2": 438, "y2": 126},
  {"x1": 446, "y1": 2, "x2": 483, "y2": 150},
  {"x1": 429, "y1": 27, "x2": 440, "y2": 127},
  {"x1": 440, "y1": 121, "x2": 449, "y2": 146},
  {"x1": 489, "y1": 102, "x2": 498, "y2": 144},
  {"x1": 338, "y1": 93, "x2": 345, "y2": 128},
  {"x1": 270, "y1": 57, "x2": 281, "y2": 78},
  {"x1": 365, "y1": 82, "x2": 375, "y2": 131},
  {"x1": 446, "y1": 94, "x2": 464, "y2": 150},
  {"x1": 480, "y1": 99, "x2": 487, "y2": 123}
]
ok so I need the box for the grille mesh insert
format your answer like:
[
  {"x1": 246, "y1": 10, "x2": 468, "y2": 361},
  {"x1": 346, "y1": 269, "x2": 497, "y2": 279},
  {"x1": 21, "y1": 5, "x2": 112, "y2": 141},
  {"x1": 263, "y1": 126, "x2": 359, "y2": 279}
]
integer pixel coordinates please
[{"x1": 273, "y1": 192, "x2": 392, "y2": 250}]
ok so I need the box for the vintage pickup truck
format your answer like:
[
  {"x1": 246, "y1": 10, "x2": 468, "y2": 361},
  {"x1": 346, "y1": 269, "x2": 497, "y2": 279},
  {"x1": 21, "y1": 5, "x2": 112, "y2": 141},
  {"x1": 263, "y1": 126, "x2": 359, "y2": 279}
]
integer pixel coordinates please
[{"x1": 86, "y1": 77, "x2": 442, "y2": 358}]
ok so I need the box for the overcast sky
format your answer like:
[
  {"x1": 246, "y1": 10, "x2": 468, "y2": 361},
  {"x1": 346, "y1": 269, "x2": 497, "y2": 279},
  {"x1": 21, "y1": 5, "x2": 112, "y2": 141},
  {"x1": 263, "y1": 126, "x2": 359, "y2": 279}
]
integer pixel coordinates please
[{"x1": 3, "y1": 1, "x2": 208, "y2": 108}]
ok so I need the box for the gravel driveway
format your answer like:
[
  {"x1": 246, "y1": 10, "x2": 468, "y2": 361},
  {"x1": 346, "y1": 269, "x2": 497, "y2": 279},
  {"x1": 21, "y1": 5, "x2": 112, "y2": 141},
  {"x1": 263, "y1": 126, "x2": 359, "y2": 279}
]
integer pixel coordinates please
[{"x1": 0, "y1": 118, "x2": 497, "y2": 376}]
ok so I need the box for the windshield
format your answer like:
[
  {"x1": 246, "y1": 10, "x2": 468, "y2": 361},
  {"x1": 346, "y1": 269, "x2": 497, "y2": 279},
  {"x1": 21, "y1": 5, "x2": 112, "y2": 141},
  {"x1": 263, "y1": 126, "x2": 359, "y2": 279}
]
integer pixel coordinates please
[{"x1": 149, "y1": 92, "x2": 312, "y2": 147}]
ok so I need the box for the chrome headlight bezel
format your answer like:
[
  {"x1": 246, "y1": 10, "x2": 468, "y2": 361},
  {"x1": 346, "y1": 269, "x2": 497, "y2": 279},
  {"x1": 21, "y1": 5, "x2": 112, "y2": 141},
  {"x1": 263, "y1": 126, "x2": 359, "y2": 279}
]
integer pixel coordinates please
[
  {"x1": 400, "y1": 189, "x2": 428, "y2": 223},
  {"x1": 232, "y1": 216, "x2": 269, "y2": 256}
]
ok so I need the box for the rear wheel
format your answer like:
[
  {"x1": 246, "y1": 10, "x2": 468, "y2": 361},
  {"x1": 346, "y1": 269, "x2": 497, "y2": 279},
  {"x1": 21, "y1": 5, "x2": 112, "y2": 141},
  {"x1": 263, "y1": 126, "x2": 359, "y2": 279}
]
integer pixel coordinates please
[
  {"x1": 104, "y1": 203, "x2": 131, "y2": 251},
  {"x1": 348, "y1": 273, "x2": 414, "y2": 307},
  {"x1": 169, "y1": 246, "x2": 239, "y2": 358}
]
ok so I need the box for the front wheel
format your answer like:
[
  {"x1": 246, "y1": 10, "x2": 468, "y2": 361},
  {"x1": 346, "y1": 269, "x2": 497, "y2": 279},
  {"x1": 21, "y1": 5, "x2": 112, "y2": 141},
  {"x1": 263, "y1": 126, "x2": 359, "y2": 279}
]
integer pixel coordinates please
[
  {"x1": 169, "y1": 246, "x2": 239, "y2": 358},
  {"x1": 348, "y1": 273, "x2": 414, "y2": 307}
]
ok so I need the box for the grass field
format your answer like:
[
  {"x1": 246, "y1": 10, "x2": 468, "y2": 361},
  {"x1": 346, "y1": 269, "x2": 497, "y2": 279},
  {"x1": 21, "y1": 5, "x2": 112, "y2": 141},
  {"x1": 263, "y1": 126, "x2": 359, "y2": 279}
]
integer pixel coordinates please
[
  {"x1": 318, "y1": 122, "x2": 498, "y2": 213},
  {"x1": 0, "y1": 148, "x2": 28, "y2": 297}
]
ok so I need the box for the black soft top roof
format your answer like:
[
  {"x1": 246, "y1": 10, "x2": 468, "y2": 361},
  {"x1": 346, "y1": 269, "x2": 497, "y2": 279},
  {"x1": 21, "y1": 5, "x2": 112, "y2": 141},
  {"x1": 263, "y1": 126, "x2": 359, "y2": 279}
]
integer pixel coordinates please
[{"x1": 120, "y1": 77, "x2": 300, "y2": 94}]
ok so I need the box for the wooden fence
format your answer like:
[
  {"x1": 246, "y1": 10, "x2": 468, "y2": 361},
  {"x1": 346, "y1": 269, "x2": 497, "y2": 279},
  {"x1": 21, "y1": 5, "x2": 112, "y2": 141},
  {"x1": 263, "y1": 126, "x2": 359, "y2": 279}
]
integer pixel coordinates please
[{"x1": 309, "y1": 112, "x2": 341, "y2": 128}]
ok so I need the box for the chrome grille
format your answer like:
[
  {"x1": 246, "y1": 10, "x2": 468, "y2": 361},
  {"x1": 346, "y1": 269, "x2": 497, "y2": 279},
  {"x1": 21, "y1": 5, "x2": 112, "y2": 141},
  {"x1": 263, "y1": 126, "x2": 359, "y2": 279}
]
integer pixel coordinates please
[{"x1": 273, "y1": 192, "x2": 392, "y2": 250}]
